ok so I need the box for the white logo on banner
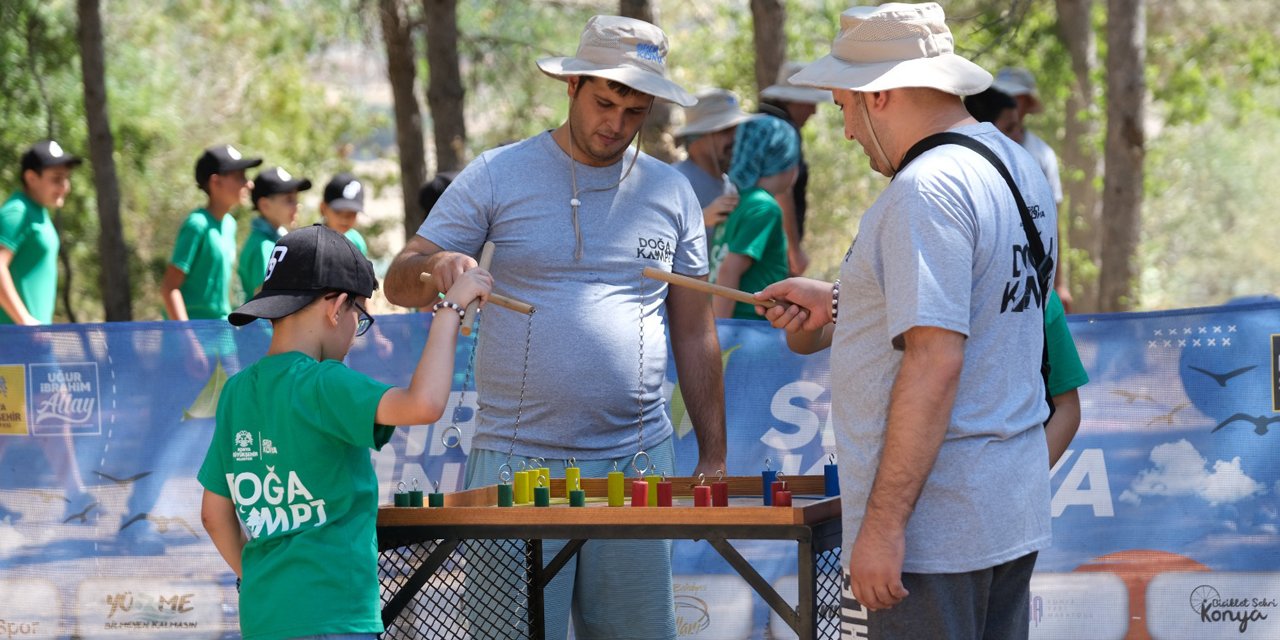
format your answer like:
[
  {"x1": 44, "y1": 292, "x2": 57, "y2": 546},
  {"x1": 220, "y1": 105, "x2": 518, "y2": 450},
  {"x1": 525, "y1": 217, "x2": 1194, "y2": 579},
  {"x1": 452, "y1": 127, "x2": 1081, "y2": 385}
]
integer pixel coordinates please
[
  {"x1": 672, "y1": 575, "x2": 753, "y2": 638},
  {"x1": 30, "y1": 363, "x2": 101, "y2": 435},
  {"x1": 1148, "y1": 573, "x2": 1280, "y2": 637},
  {"x1": 0, "y1": 578, "x2": 59, "y2": 639},
  {"x1": 1028, "y1": 573, "x2": 1129, "y2": 639},
  {"x1": 76, "y1": 578, "x2": 222, "y2": 638}
]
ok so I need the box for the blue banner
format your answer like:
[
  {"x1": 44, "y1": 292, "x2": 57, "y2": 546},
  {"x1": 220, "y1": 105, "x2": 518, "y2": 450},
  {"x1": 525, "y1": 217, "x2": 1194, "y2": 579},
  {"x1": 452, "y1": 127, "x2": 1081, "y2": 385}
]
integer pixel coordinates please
[{"x1": 0, "y1": 301, "x2": 1277, "y2": 638}]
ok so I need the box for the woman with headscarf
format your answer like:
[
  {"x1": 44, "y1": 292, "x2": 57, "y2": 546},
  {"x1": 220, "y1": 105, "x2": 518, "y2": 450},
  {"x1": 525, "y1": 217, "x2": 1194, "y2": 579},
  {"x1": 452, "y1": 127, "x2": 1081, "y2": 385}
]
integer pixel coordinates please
[{"x1": 709, "y1": 115, "x2": 800, "y2": 319}]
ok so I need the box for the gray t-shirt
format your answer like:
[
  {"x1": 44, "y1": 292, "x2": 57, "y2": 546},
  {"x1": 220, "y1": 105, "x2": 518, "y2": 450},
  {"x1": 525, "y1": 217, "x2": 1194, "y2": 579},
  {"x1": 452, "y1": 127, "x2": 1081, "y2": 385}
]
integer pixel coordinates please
[
  {"x1": 834, "y1": 122, "x2": 1055, "y2": 573},
  {"x1": 420, "y1": 132, "x2": 706, "y2": 459},
  {"x1": 1022, "y1": 130, "x2": 1062, "y2": 204},
  {"x1": 672, "y1": 159, "x2": 723, "y2": 208}
]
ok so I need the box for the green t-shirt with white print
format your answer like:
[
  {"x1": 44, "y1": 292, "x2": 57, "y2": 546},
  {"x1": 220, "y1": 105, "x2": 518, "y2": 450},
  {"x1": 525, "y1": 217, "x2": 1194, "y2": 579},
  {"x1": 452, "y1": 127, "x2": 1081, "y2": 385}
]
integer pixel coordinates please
[{"x1": 198, "y1": 351, "x2": 394, "y2": 640}]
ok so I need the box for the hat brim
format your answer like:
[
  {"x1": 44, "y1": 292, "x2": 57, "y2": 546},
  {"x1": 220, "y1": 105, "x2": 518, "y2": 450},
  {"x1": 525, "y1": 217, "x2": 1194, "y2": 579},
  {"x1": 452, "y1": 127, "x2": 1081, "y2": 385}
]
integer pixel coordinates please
[
  {"x1": 674, "y1": 111, "x2": 759, "y2": 138},
  {"x1": 257, "y1": 178, "x2": 313, "y2": 199},
  {"x1": 326, "y1": 198, "x2": 362, "y2": 213},
  {"x1": 537, "y1": 57, "x2": 696, "y2": 107},
  {"x1": 760, "y1": 85, "x2": 832, "y2": 105},
  {"x1": 789, "y1": 53, "x2": 992, "y2": 97},
  {"x1": 990, "y1": 80, "x2": 1043, "y2": 113},
  {"x1": 44, "y1": 155, "x2": 84, "y2": 169},
  {"x1": 228, "y1": 289, "x2": 323, "y2": 326},
  {"x1": 224, "y1": 158, "x2": 264, "y2": 173}
]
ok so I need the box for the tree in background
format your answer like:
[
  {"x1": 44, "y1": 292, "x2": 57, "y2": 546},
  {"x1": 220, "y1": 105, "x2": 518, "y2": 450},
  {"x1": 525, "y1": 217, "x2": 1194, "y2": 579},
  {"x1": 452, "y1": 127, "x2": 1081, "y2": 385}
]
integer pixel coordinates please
[
  {"x1": 77, "y1": 0, "x2": 130, "y2": 321},
  {"x1": 1100, "y1": 0, "x2": 1145, "y2": 311},
  {"x1": 424, "y1": 0, "x2": 466, "y2": 174},
  {"x1": 621, "y1": 0, "x2": 679, "y2": 162},
  {"x1": 378, "y1": 0, "x2": 428, "y2": 240},
  {"x1": 750, "y1": 0, "x2": 786, "y2": 96}
]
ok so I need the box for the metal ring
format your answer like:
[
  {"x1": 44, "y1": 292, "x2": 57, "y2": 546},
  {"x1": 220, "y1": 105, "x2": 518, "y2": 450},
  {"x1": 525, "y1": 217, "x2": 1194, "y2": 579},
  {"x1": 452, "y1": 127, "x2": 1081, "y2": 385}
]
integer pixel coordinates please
[
  {"x1": 569, "y1": 457, "x2": 577, "y2": 468},
  {"x1": 764, "y1": 457, "x2": 772, "y2": 471},
  {"x1": 716, "y1": 469, "x2": 725, "y2": 482},
  {"x1": 432, "y1": 479, "x2": 440, "y2": 493},
  {"x1": 631, "y1": 451, "x2": 651, "y2": 476},
  {"x1": 697, "y1": 473, "x2": 706, "y2": 486},
  {"x1": 397, "y1": 481, "x2": 407, "y2": 493},
  {"x1": 515, "y1": 459, "x2": 527, "y2": 472},
  {"x1": 498, "y1": 464, "x2": 512, "y2": 484},
  {"x1": 412, "y1": 478, "x2": 420, "y2": 491},
  {"x1": 536, "y1": 474, "x2": 546, "y2": 488},
  {"x1": 441, "y1": 425, "x2": 462, "y2": 449},
  {"x1": 829, "y1": 452, "x2": 837, "y2": 464}
]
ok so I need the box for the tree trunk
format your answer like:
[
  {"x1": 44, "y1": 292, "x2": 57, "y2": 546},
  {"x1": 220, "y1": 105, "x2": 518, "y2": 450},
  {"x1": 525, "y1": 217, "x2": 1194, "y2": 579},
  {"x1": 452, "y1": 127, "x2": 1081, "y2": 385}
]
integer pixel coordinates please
[
  {"x1": 750, "y1": 0, "x2": 786, "y2": 97},
  {"x1": 77, "y1": 0, "x2": 131, "y2": 320},
  {"x1": 380, "y1": 0, "x2": 429, "y2": 240},
  {"x1": 423, "y1": 0, "x2": 466, "y2": 173},
  {"x1": 1099, "y1": 0, "x2": 1145, "y2": 311},
  {"x1": 620, "y1": 0, "x2": 679, "y2": 162},
  {"x1": 1056, "y1": 0, "x2": 1104, "y2": 312}
]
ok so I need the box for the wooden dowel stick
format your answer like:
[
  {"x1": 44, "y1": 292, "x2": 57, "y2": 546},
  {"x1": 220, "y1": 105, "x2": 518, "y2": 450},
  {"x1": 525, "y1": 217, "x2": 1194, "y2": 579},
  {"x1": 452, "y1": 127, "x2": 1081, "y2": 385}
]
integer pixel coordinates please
[
  {"x1": 461, "y1": 242, "x2": 496, "y2": 336},
  {"x1": 419, "y1": 272, "x2": 535, "y2": 315},
  {"x1": 641, "y1": 267, "x2": 777, "y2": 308}
]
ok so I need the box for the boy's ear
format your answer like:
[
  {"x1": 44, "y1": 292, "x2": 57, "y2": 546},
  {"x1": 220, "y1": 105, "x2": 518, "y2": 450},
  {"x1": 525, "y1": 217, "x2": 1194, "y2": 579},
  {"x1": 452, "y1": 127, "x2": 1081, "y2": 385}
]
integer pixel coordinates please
[
  {"x1": 325, "y1": 292, "x2": 349, "y2": 327},
  {"x1": 21, "y1": 168, "x2": 37, "y2": 191}
]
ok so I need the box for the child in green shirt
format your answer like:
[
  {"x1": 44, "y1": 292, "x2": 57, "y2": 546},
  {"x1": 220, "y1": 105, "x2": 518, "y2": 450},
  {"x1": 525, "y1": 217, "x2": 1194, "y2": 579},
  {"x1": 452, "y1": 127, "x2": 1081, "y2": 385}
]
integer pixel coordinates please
[
  {"x1": 0, "y1": 140, "x2": 81, "y2": 325},
  {"x1": 239, "y1": 166, "x2": 310, "y2": 298},
  {"x1": 320, "y1": 172, "x2": 368, "y2": 256},
  {"x1": 198, "y1": 224, "x2": 491, "y2": 640},
  {"x1": 163, "y1": 144, "x2": 262, "y2": 320}
]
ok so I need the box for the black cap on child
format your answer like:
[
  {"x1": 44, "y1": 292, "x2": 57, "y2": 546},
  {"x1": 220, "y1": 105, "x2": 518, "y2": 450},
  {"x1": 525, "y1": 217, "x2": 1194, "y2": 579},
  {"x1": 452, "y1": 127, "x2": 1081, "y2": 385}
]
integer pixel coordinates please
[
  {"x1": 228, "y1": 224, "x2": 377, "y2": 326},
  {"x1": 194, "y1": 144, "x2": 263, "y2": 187},
  {"x1": 21, "y1": 140, "x2": 83, "y2": 172}
]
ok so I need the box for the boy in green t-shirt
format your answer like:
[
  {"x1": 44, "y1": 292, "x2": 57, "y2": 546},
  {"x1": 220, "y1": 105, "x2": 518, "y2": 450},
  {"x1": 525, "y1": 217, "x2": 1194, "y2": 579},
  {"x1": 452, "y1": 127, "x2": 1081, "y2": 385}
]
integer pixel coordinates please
[
  {"x1": 199, "y1": 224, "x2": 491, "y2": 640},
  {"x1": 320, "y1": 172, "x2": 368, "y2": 256},
  {"x1": 0, "y1": 140, "x2": 81, "y2": 325},
  {"x1": 239, "y1": 166, "x2": 310, "y2": 298},
  {"x1": 162, "y1": 144, "x2": 262, "y2": 320}
]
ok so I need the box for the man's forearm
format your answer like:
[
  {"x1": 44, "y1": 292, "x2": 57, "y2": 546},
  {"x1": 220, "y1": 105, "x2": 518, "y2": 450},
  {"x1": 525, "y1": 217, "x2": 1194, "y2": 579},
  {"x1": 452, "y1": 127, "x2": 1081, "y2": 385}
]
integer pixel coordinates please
[
  {"x1": 674, "y1": 331, "x2": 727, "y2": 464},
  {"x1": 864, "y1": 328, "x2": 964, "y2": 530},
  {"x1": 385, "y1": 250, "x2": 441, "y2": 308}
]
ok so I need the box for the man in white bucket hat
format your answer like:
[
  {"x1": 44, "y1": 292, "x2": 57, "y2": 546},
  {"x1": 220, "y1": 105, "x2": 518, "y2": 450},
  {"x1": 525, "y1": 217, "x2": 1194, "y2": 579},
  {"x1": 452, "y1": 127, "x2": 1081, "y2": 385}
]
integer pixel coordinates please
[
  {"x1": 673, "y1": 88, "x2": 757, "y2": 239},
  {"x1": 384, "y1": 15, "x2": 726, "y2": 640},
  {"x1": 755, "y1": 4, "x2": 1057, "y2": 638}
]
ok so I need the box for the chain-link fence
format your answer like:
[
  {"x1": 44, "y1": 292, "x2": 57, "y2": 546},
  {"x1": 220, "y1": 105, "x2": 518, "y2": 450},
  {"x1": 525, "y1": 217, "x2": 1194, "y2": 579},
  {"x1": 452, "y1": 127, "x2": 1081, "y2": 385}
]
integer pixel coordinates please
[
  {"x1": 379, "y1": 540, "x2": 841, "y2": 640},
  {"x1": 379, "y1": 539, "x2": 533, "y2": 639}
]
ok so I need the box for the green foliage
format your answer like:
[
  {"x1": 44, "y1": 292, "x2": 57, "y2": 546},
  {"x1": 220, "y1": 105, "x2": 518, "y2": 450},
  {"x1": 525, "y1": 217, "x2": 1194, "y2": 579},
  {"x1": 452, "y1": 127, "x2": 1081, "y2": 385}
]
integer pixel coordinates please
[{"x1": 0, "y1": 0, "x2": 380, "y2": 320}]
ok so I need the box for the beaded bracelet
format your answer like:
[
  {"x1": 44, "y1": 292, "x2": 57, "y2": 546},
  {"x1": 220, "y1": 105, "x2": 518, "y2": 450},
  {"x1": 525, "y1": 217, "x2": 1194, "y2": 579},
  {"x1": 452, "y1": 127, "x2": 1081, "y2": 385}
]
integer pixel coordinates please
[
  {"x1": 432, "y1": 300, "x2": 465, "y2": 320},
  {"x1": 831, "y1": 279, "x2": 840, "y2": 324}
]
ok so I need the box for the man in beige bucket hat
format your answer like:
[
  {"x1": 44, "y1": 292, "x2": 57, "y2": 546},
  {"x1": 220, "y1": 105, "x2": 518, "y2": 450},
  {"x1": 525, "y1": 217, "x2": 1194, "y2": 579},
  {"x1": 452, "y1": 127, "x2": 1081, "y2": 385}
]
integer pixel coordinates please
[
  {"x1": 384, "y1": 15, "x2": 726, "y2": 640},
  {"x1": 760, "y1": 61, "x2": 831, "y2": 276},
  {"x1": 673, "y1": 88, "x2": 757, "y2": 239},
  {"x1": 755, "y1": 4, "x2": 1057, "y2": 638}
]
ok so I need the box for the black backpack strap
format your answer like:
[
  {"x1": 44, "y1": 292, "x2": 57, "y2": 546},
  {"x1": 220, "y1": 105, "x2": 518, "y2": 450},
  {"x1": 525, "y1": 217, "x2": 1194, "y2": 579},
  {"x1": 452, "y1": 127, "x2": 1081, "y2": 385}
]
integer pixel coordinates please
[{"x1": 897, "y1": 131, "x2": 1056, "y2": 420}]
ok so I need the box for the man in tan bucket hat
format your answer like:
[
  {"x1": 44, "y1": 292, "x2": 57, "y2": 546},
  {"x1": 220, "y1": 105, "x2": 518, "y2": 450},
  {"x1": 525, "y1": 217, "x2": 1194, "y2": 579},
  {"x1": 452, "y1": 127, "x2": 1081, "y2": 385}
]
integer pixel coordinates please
[
  {"x1": 760, "y1": 61, "x2": 831, "y2": 276},
  {"x1": 673, "y1": 88, "x2": 757, "y2": 239},
  {"x1": 384, "y1": 15, "x2": 726, "y2": 640},
  {"x1": 754, "y1": 4, "x2": 1057, "y2": 638}
]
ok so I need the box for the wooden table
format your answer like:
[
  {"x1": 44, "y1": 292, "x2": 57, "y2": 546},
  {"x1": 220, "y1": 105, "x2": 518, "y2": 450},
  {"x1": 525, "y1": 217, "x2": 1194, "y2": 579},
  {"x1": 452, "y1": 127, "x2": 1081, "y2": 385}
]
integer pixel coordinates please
[{"x1": 377, "y1": 475, "x2": 842, "y2": 639}]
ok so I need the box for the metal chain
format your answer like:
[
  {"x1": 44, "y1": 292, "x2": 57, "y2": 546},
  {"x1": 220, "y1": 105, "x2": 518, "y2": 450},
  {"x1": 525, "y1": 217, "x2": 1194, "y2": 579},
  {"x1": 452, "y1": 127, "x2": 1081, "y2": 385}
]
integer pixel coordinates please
[
  {"x1": 447, "y1": 310, "x2": 479, "y2": 433},
  {"x1": 635, "y1": 270, "x2": 646, "y2": 464},
  {"x1": 506, "y1": 311, "x2": 535, "y2": 470}
]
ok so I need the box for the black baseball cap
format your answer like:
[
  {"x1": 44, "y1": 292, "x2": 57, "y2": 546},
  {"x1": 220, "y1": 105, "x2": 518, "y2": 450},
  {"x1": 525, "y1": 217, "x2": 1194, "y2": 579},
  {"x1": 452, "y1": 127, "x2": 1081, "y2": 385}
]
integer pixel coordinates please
[
  {"x1": 251, "y1": 166, "x2": 312, "y2": 209},
  {"x1": 21, "y1": 140, "x2": 83, "y2": 173},
  {"x1": 194, "y1": 144, "x2": 263, "y2": 187},
  {"x1": 228, "y1": 224, "x2": 377, "y2": 326},
  {"x1": 323, "y1": 173, "x2": 364, "y2": 212}
]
